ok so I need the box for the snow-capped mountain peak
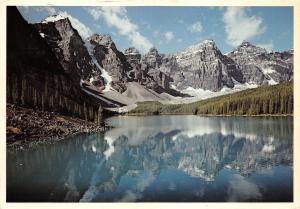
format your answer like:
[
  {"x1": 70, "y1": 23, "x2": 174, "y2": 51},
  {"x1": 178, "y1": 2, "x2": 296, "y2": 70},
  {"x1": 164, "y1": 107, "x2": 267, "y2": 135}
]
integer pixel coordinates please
[
  {"x1": 181, "y1": 39, "x2": 216, "y2": 54},
  {"x1": 227, "y1": 41, "x2": 293, "y2": 86},
  {"x1": 233, "y1": 41, "x2": 267, "y2": 55},
  {"x1": 41, "y1": 14, "x2": 68, "y2": 23}
]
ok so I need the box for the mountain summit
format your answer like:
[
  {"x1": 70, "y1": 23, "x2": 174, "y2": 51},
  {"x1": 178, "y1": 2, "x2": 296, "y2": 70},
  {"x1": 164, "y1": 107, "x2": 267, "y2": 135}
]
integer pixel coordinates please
[{"x1": 227, "y1": 41, "x2": 293, "y2": 85}]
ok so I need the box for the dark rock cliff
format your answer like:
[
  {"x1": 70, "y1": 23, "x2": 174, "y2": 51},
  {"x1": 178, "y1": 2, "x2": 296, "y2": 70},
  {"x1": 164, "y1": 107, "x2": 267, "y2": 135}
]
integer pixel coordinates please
[
  {"x1": 7, "y1": 6, "x2": 103, "y2": 124},
  {"x1": 87, "y1": 34, "x2": 131, "y2": 93},
  {"x1": 33, "y1": 17, "x2": 104, "y2": 88},
  {"x1": 124, "y1": 47, "x2": 187, "y2": 96}
]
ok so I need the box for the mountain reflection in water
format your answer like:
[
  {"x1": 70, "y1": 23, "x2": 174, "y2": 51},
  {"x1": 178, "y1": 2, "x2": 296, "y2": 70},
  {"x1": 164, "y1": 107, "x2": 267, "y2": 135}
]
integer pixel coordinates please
[{"x1": 7, "y1": 116, "x2": 293, "y2": 202}]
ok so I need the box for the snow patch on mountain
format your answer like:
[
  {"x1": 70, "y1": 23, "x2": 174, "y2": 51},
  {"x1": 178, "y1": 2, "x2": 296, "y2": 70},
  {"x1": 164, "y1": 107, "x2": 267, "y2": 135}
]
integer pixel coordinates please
[
  {"x1": 176, "y1": 39, "x2": 215, "y2": 61},
  {"x1": 85, "y1": 40, "x2": 113, "y2": 92},
  {"x1": 42, "y1": 14, "x2": 67, "y2": 23},
  {"x1": 39, "y1": 32, "x2": 45, "y2": 38},
  {"x1": 261, "y1": 67, "x2": 276, "y2": 75},
  {"x1": 168, "y1": 79, "x2": 260, "y2": 104},
  {"x1": 232, "y1": 80, "x2": 258, "y2": 89},
  {"x1": 268, "y1": 78, "x2": 278, "y2": 85},
  {"x1": 180, "y1": 87, "x2": 215, "y2": 98},
  {"x1": 100, "y1": 68, "x2": 113, "y2": 92}
]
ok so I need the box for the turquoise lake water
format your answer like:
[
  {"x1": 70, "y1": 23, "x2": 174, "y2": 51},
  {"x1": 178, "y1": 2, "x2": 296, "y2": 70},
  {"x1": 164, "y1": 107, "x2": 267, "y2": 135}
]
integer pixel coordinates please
[{"x1": 7, "y1": 116, "x2": 293, "y2": 202}]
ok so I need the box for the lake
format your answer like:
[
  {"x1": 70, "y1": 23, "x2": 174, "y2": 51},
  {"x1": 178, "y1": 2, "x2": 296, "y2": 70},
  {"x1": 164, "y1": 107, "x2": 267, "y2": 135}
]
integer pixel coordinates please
[{"x1": 6, "y1": 115, "x2": 293, "y2": 202}]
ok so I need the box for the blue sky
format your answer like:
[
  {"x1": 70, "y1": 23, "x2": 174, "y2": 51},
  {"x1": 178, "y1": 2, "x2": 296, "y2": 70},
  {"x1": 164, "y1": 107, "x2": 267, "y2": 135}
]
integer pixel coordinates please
[{"x1": 17, "y1": 6, "x2": 293, "y2": 54}]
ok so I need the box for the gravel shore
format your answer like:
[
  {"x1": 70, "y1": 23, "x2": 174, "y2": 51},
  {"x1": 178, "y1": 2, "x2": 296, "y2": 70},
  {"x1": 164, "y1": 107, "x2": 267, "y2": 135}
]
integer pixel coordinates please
[{"x1": 6, "y1": 103, "x2": 107, "y2": 150}]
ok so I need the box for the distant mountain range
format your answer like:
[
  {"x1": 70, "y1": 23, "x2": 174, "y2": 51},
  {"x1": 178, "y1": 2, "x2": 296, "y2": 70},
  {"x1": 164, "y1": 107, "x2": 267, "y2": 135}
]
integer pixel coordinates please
[
  {"x1": 7, "y1": 7, "x2": 294, "y2": 116},
  {"x1": 35, "y1": 13, "x2": 293, "y2": 94}
]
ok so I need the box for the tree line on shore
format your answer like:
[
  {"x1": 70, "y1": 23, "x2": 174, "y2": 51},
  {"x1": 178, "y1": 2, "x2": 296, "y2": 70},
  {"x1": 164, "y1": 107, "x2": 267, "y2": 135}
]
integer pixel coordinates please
[{"x1": 130, "y1": 81, "x2": 293, "y2": 116}]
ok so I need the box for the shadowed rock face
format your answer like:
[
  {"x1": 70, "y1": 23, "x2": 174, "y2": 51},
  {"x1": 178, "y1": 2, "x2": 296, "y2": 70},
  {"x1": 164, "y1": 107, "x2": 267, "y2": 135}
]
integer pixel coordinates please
[
  {"x1": 124, "y1": 47, "x2": 142, "y2": 82},
  {"x1": 88, "y1": 36, "x2": 183, "y2": 96},
  {"x1": 141, "y1": 47, "x2": 172, "y2": 91},
  {"x1": 87, "y1": 34, "x2": 131, "y2": 93},
  {"x1": 142, "y1": 47, "x2": 163, "y2": 68},
  {"x1": 227, "y1": 41, "x2": 293, "y2": 85},
  {"x1": 33, "y1": 18, "x2": 104, "y2": 88},
  {"x1": 13, "y1": 7, "x2": 183, "y2": 97},
  {"x1": 124, "y1": 47, "x2": 141, "y2": 63},
  {"x1": 124, "y1": 47, "x2": 187, "y2": 97},
  {"x1": 7, "y1": 6, "x2": 103, "y2": 123}
]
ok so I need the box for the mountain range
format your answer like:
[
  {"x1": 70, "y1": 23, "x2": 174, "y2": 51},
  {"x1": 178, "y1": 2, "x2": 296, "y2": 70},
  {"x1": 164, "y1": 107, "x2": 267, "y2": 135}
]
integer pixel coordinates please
[
  {"x1": 7, "y1": 7, "x2": 294, "y2": 117},
  {"x1": 35, "y1": 13, "x2": 293, "y2": 93}
]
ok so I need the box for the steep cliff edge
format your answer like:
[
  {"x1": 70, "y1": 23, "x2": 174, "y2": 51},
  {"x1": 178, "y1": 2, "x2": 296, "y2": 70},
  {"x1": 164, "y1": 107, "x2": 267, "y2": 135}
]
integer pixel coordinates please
[
  {"x1": 87, "y1": 34, "x2": 131, "y2": 93},
  {"x1": 171, "y1": 40, "x2": 242, "y2": 91},
  {"x1": 34, "y1": 17, "x2": 105, "y2": 89},
  {"x1": 7, "y1": 6, "x2": 103, "y2": 124},
  {"x1": 124, "y1": 47, "x2": 189, "y2": 97}
]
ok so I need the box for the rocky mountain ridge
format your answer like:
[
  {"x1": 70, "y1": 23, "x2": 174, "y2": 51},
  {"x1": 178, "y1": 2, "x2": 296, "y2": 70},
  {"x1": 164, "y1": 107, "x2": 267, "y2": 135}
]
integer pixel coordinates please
[
  {"x1": 33, "y1": 17, "x2": 104, "y2": 89},
  {"x1": 123, "y1": 39, "x2": 293, "y2": 92},
  {"x1": 227, "y1": 41, "x2": 293, "y2": 85},
  {"x1": 26, "y1": 12, "x2": 294, "y2": 105},
  {"x1": 171, "y1": 40, "x2": 243, "y2": 91},
  {"x1": 86, "y1": 34, "x2": 130, "y2": 92}
]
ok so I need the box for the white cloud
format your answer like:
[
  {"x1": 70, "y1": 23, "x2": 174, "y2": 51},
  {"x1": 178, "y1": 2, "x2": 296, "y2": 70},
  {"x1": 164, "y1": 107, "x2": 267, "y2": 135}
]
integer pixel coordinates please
[
  {"x1": 223, "y1": 7, "x2": 266, "y2": 46},
  {"x1": 86, "y1": 7, "x2": 153, "y2": 53},
  {"x1": 257, "y1": 41, "x2": 274, "y2": 52},
  {"x1": 164, "y1": 31, "x2": 174, "y2": 42},
  {"x1": 177, "y1": 38, "x2": 183, "y2": 43},
  {"x1": 188, "y1": 21, "x2": 203, "y2": 33}
]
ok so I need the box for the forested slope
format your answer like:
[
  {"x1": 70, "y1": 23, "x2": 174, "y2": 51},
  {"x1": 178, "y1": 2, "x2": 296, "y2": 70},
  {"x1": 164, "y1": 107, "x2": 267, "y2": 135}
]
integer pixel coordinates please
[{"x1": 130, "y1": 81, "x2": 293, "y2": 115}]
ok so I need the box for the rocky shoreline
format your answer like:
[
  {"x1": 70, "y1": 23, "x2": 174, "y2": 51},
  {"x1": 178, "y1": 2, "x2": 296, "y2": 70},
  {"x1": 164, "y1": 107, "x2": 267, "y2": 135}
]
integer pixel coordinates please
[{"x1": 6, "y1": 103, "x2": 107, "y2": 150}]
